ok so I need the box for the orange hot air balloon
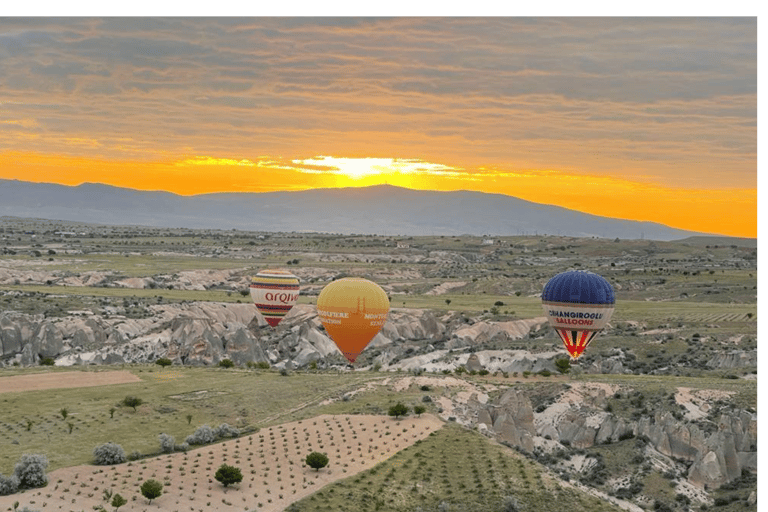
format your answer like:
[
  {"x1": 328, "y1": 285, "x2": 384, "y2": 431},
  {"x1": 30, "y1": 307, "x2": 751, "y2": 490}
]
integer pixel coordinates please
[{"x1": 316, "y1": 277, "x2": 389, "y2": 364}]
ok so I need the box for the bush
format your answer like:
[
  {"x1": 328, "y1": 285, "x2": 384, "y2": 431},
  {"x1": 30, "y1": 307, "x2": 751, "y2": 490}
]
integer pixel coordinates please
[
  {"x1": 93, "y1": 442, "x2": 127, "y2": 465},
  {"x1": 214, "y1": 464, "x2": 243, "y2": 487},
  {"x1": 159, "y1": 433, "x2": 175, "y2": 453},
  {"x1": 555, "y1": 358, "x2": 571, "y2": 374},
  {"x1": 122, "y1": 396, "x2": 143, "y2": 411},
  {"x1": 186, "y1": 425, "x2": 216, "y2": 445},
  {"x1": 0, "y1": 473, "x2": 19, "y2": 495},
  {"x1": 140, "y1": 479, "x2": 163, "y2": 504},
  {"x1": 255, "y1": 361, "x2": 270, "y2": 369},
  {"x1": 218, "y1": 359, "x2": 234, "y2": 368},
  {"x1": 413, "y1": 405, "x2": 426, "y2": 416},
  {"x1": 305, "y1": 452, "x2": 329, "y2": 471},
  {"x1": 214, "y1": 423, "x2": 240, "y2": 439},
  {"x1": 155, "y1": 357, "x2": 172, "y2": 368},
  {"x1": 40, "y1": 357, "x2": 55, "y2": 366},
  {"x1": 501, "y1": 495, "x2": 520, "y2": 512},
  {"x1": 13, "y1": 454, "x2": 48, "y2": 489},
  {"x1": 388, "y1": 402, "x2": 409, "y2": 418}
]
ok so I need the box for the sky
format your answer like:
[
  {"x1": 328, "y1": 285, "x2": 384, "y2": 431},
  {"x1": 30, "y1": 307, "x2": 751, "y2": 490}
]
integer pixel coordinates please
[{"x1": 0, "y1": 16, "x2": 757, "y2": 237}]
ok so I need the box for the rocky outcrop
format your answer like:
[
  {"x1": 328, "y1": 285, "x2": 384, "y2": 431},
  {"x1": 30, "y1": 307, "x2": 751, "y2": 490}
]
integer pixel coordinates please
[
  {"x1": 706, "y1": 350, "x2": 757, "y2": 369},
  {"x1": 475, "y1": 383, "x2": 756, "y2": 491},
  {"x1": 477, "y1": 389, "x2": 536, "y2": 453},
  {"x1": 451, "y1": 317, "x2": 547, "y2": 346}
]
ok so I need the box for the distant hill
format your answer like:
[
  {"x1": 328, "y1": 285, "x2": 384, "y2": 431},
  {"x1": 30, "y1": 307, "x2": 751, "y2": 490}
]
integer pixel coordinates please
[
  {"x1": 0, "y1": 179, "x2": 720, "y2": 241},
  {"x1": 676, "y1": 236, "x2": 757, "y2": 248}
]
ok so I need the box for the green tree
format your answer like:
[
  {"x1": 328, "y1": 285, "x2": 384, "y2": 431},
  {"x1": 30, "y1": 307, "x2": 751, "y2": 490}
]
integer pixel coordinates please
[
  {"x1": 122, "y1": 396, "x2": 142, "y2": 412},
  {"x1": 155, "y1": 357, "x2": 172, "y2": 368},
  {"x1": 388, "y1": 402, "x2": 409, "y2": 419},
  {"x1": 111, "y1": 493, "x2": 127, "y2": 511},
  {"x1": 555, "y1": 358, "x2": 571, "y2": 374},
  {"x1": 60, "y1": 408, "x2": 68, "y2": 419},
  {"x1": 140, "y1": 479, "x2": 163, "y2": 504},
  {"x1": 413, "y1": 405, "x2": 426, "y2": 417},
  {"x1": 305, "y1": 452, "x2": 329, "y2": 471},
  {"x1": 214, "y1": 464, "x2": 243, "y2": 487}
]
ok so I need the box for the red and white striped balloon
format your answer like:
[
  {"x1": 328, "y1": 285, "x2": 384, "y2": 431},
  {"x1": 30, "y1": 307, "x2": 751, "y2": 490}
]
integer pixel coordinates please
[{"x1": 249, "y1": 269, "x2": 300, "y2": 327}]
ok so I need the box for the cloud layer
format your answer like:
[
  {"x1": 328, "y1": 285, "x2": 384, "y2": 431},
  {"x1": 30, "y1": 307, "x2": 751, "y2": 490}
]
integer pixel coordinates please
[{"x1": 0, "y1": 17, "x2": 757, "y2": 235}]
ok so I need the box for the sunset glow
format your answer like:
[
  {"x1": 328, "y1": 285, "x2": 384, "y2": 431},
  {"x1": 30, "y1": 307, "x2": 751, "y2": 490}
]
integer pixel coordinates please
[{"x1": 0, "y1": 17, "x2": 756, "y2": 238}]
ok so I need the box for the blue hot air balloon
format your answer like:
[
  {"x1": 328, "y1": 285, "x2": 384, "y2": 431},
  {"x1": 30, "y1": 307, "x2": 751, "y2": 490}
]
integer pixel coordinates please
[{"x1": 541, "y1": 270, "x2": 615, "y2": 359}]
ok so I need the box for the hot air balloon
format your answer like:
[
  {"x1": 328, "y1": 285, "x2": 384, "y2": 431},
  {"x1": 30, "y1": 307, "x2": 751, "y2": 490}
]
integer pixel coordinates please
[
  {"x1": 316, "y1": 277, "x2": 389, "y2": 364},
  {"x1": 541, "y1": 270, "x2": 615, "y2": 359},
  {"x1": 249, "y1": 269, "x2": 300, "y2": 327}
]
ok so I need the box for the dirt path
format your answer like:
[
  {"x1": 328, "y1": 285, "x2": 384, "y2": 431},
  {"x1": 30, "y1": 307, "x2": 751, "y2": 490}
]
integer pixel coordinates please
[{"x1": 0, "y1": 370, "x2": 141, "y2": 394}]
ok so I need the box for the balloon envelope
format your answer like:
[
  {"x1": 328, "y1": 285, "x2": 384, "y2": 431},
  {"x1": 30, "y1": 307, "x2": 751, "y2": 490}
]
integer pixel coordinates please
[
  {"x1": 250, "y1": 269, "x2": 300, "y2": 327},
  {"x1": 541, "y1": 270, "x2": 615, "y2": 359},
  {"x1": 316, "y1": 277, "x2": 389, "y2": 364}
]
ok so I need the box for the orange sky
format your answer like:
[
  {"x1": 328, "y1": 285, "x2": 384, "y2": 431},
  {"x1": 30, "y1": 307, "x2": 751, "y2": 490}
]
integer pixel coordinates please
[
  {"x1": 0, "y1": 151, "x2": 755, "y2": 237},
  {"x1": 0, "y1": 18, "x2": 757, "y2": 238}
]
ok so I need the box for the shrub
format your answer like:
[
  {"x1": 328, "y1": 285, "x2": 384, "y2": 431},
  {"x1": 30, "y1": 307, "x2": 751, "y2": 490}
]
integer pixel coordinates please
[
  {"x1": 122, "y1": 396, "x2": 142, "y2": 412},
  {"x1": 13, "y1": 454, "x2": 48, "y2": 488},
  {"x1": 40, "y1": 357, "x2": 55, "y2": 366},
  {"x1": 214, "y1": 464, "x2": 243, "y2": 487},
  {"x1": 502, "y1": 495, "x2": 520, "y2": 512},
  {"x1": 155, "y1": 357, "x2": 172, "y2": 368},
  {"x1": 388, "y1": 403, "x2": 409, "y2": 419},
  {"x1": 93, "y1": 443, "x2": 127, "y2": 465},
  {"x1": 186, "y1": 425, "x2": 216, "y2": 445},
  {"x1": 214, "y1": 423, "x2": 240, "y2": 439},
  {"x1": 218, "y1": 359, "x2": 234, "y2": 369},
  {"x1": 0, "y1": 473, "x2": 19, "y2": 495},
  {"x1": 159, "y1": 433, "x2": 175, "y2": 453},
  {"x1": 413, "y1": 405, "x2": 426, "y2": 417},
  {"x1": 255, "y1": 361, "x2": 270, "y2": 369},
  {"x1": 140, "y1": 479, "x2": 163, "y2": 504},
  {"x1": 305, "y1": 452, "x2": 329, "y2": 471},
  {"x1": 555, "y1": 358, "x2": 571, "y2": 374}
]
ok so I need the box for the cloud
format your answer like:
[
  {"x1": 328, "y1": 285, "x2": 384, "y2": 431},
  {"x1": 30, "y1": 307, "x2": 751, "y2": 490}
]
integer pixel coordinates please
[{"x1": 0, "y1": 17, "x2": 755, "y2": 193}]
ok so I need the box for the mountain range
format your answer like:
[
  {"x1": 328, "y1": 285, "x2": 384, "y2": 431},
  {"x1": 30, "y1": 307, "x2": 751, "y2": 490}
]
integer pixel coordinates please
[{"x1": 0, "y1": 179, "x2": 713, "y2": 240}]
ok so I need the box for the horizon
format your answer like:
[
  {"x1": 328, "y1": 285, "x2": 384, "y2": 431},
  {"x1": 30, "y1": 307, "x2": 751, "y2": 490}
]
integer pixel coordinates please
[
  {"x1": 0, "y1": 177, "x2": 754, "y2": 239},
  {"x1": 0, "y1": 18, "x2": 757, "y2": 238}
]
